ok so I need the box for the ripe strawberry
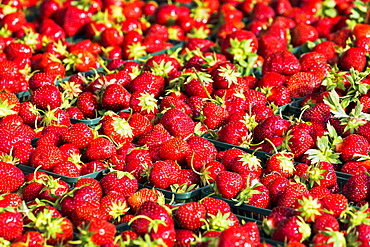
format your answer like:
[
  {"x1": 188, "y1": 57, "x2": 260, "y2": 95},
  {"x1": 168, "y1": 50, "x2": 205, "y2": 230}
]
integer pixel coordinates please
[
  {"x1": 262, "y1": 50, "x2": 301, "y2": 76},
  {"x1": 159, "y1": 137, "x2": 191, "y2": 165},
  {"x1": 149, "y1": 160, "x2": 180, "y2": 189},
  {"x1": 342, "y1": 173, "x2": 370, "y2": 203},
  {"x1": 101, "y1": 84, "x2": 131, "y2": 112},
  {"x1": 211, "y1": 62, "x2": 241, "y2": 89},
  {"x1": 57, "y1": 6, "x2": 90, "y2": 37},
  {"x1": 62, "y1": 122, "x2": 94, "y2": 149},
  {"x1": 0, "y1": 161, "x2": 24, "y2": 193},
  {"x1": 102, "y1": 116, "x2": 134, "y2": 146},
  {"x1": 129, "y1": 91, "x2": 158, "y2": 120},
  {"x1": 336, "y1": 134, "x2": 370, "y2": 163},
  {"x1": 12, "y1": 231, "x2": 45, "y2": 246},
  {"x1": 160, "y1": 108, "x2": 195, "y2": 138},
  {"x1": 137, "y1": 123, "x2": 172, "y2": 147},
  {"x1": 85, "y1": 136, "x2": 116, "y2": 161},
  {"x1": 29, "y1": 145, "x2": 63, "y2": 171},
  {"x1": 127, "y1": 112, "x2": 153, "y2": 138},
  {"x1": 285, "y1": 72, "x2": 322, "y2": 98},
  {"x1": 215, "y1": 171, "x2": 243, "y2": 199},
  {"x1": 100, "y1": 191, "x2": 129, "y2": 223},
  {"x1": 321, "y1": 194, "x2": 348, "y2": 218},
  {"x1": 217, "y1": 121, "x2": 249, "y2": 146},
  {"x1": 277, "y1": 182, "x2": 310, "y2": 207},
  {"x1": 271, "y1": 216, "x2": 311, "y2": 242},
  {"x1": 290, "y1": 23, "x2": 319, "y2": 47},
  {"x1": 78, "y1": 219, "x2": 116, "y2": 245},
  {"x1": 0, "y1": 11, "x2": 26, "y2": 32},
  {"x1": 31, "y1": 85, "x2": 62, "y2": 110},
  {"x1": 0, "y1": 208, "x2": 23, "y2": 241},
  {"x1": 340, "y1": 47, "x2": 367, "y2": 72},
  {"x1": 216, "y1": 222, "x2": 260, "y2": 247},
  {"x1": 221, "y1": 30, "x2": 258, "y2": 62},
  {"x1": 127, "y1": 71, "x2": 165, "y2": 98},
  {"x1": 174, "y1": 202, "x2": 207, "y2": 230},
  {"x1": 127, "y1": 188, "x2": 164, "y2": 214},
  {"x1": 159, "y1": 96, "x2": 192, "y2": 116},
  {"x1": 252, "y1": 115, "x2": 291, "y2": 143},
  {"x1": 266, "y1": 151, "x2": 295, "y2": 178},
  {"x1": 100, "y1": 171, "x2": 138, "y2": 197},
  {"x1": 76, "y1": 92, "x2": 101, "y2": 119},
  {"x1": 283, "y1": 128, "x2": 315, "y2": 159},
  {"x1": 200, "y1": 101, "x2": 229, "y2": 130}
]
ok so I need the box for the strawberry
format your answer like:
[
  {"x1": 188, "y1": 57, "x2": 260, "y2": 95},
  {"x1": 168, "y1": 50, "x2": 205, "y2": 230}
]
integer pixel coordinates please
[
  {"x1": 57, "y1": 6, "x2": 91, "y2": 37},
  {"x1": 215, "y1": 171, "x2": 243, "y2": 199},
  {"x1": 290, "y1": 23, "x2": 319, "y2": 47},
  {"x1": 149, "y1": 160, "x2": 181, "y2": 189},
  {"x1": 159, "y1": 137, "x2": 191, "y2": 165},
  {"x1": 0, "y1": 161, "x2": 24, "y2": 193},
  {"x1": 31, "y1": 85, "x2": 62, "y2": 111},
  {"x1": 174, "y1": 202, "x2": 207, "y2": 230},
  {"x1": 266, "y1": 151, "x2": 295, "y2": 178},
  {"x1": 127, "y1": 71, "x2": 165, "y2": 98},
  {"x1": 277, "y1": 182, "x2": 310, "y2": 207},
  {"x1": 129, "y1": 91, "x2": 158, "y2": 120},
  {"x1": 200, "y1": 101, "x2": 229, "y2": 130},
  {"x1": 62, "y1": 122, "x2": 94, "y2": 149},
  {"x1": 216, "y1": 222, "x2": 260, "y2": 247},
  {"x1": 160, "y1": 108, "x2": 195, "y2": 138},
  {"x1": 271, "y1": 216, "x2": 311, "y2": 242},
  {"x1": 136, "y1": 123, "x2": 172, "y2": 148},
  {"x1": 53, "y1": 160, "x2": 82, "y2": 177},
  {"x1": 340, "y1": 47, "x2": 367, "y2": 72},
  {"x1": 29, "y1": 145, "x2": 63, "y2": 171},
  {"x1": 100, "y1": 171, "x2": 138, "y2": 197},
  {"x1": 252, "y1": 115, "x2": 291, "y2": 143},
  {"x1": 262, "y1": 50, "x2": 301, "y2": 76},
  {"x1": 211, "y1": 62, "x2": 241, "y2": 89},
  {"x1": 0, "y1": 208, "x2": 23, "y2": 241},
  {"x1": 285, "y1": 71, "x2": 322, "y2": 98},
  {"x1": 159, "y1": 96, "x2": 192, "y2": 116},
  {"x1": 127, "y1": 112, "x2": 153, "y2": 138},
  {"x1": 0, "y1": 92, "x2": 20, "y2": 118},
  {"x1": 12, "y1": 231, "x2": 45, "y2": 246},
  {"x1": 101, "y1": 115, "x2": 134, "y2": 146},
  {"x1": 76, "y1": 92, "x2": 101, "y2": 119},
  {"x1": 336, "y1": 134, "x2": 370, "y2": 163},
  {"x1": 100, "y1": 191, "x2": 129, "y2": 224},
  {"x1": 321, "y1": 194, "x2": 348, "y2": 218},
  {"x1": 217, "y1": 121, "x2": 249, "y2": 146},
  {"x1": 0, "y1": 11, "x2": 26, "y2": 32},
  {"x1": 127, "y1": 188, "x2": 165, "y2": 214},
  {"x1": 85, "y1": 136, "x2": 116, "y2": 161},
  {"x1": 342, "y1": 173, "x2": 370, "y2": 203},
  {"x1": 221, "y1": 30, "x2": 258, "y2": 62}
]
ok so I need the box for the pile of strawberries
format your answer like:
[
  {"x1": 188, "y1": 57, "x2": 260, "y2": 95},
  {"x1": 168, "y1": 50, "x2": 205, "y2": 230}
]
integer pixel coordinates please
[{"x1": 2, "y1": 0, "x2": 370, "y2": 246}]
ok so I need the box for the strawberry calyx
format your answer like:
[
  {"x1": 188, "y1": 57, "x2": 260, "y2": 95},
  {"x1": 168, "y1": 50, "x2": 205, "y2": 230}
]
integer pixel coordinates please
[
  {"x1": 296, "y1": 216, "x2": 312, "y2": 242},
  {"x1": 187, "y1": 25, "x2": 210, "y2": 39},
  {"x1": 111, "y1": 116, "x2": 134, "y2": 139},
  {"x1": 341, "y1": 204, "x2": 370, "y2": 234},
  {"x1": 235, "y1": 152, "x2": 262, "y2": 173},
  {"x1": 69, "y1": 223, "x2": 96, "y2": 246},
  {"x1": 201, "y1": 211, "x2": 235, "y2": 232},
  {"x1": 170, "y1": 183, "x2": 199, "y2": 193},
  {"x1": 131, "y1": 233, "x2": 167, "y2": 246},
  {"x1": 0, "y1": 26, "x2": 12, "y2": 38},
  {"x1": 147, "y1": 60, "x2": 174, "y2": 78},
  {"x1": 62, "y1": 52, "x2": 84, "y2": 73},
  {"x1": 216, "y1": 63, "x2": 241, "y2": 88},
  {"x1": 126, "y1": 42, "x2": 147, "y2": 60},
  {"x1": 295, "y1": 195, "x2": 323, "y2": 222},
  {"x1": 0, "y1": 237, "x2": 10, "y2": 247},
  {"x1": 324, "y1": 89, "x2": 370, "y2": 134},
  {"x1": 107, "y1": 201, "x2": 130, "y2": 224},
  {"x1": 319, "y1": 230, "x2": 347, "y2": 247},
  {"x1": 40, "y1": 107, "x2": 63, "y2": 127},
  {"x1": 234, "y1": 176, "x2": 263, "y2": 206},
  {"x1": 135, "y1": 92, "x2": 158, "y2": 114},
  {"x1": 306, "y1": 135, "x2": 342, "y2": 165},
  {"x1": 0, "y1": 97, "x2": 18, "y2": 118},
  {"x1": 59, "y1": 79, "x2": 84, "y2": 99}
]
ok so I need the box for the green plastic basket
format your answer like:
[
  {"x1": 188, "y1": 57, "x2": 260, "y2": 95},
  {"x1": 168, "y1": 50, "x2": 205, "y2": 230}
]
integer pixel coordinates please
[
  {"x1": 139, "y1": 184, "x2": 210, "y2": 203},
  {"x1": 201, "y1": 187, "x2": 272, "y2": 220},
  {"x1": 18, "y1": 164, "x2": 107, "y2": 184}
]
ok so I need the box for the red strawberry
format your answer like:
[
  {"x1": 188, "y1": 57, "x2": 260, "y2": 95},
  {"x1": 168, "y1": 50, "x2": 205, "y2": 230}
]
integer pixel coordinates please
[
  {"x1": 215, "y1": 171, "x2": 243, "y2": 199},
  {"x1": 0, "y1": 161, "x2": 24, "y2": 193},
  {"x1": 285, "y1": 72, "x2": 322, "y2": 98},
  {"x1": 336, "y1": 134, "x2": 370, "y2": 163},
  {"x1": 321, "y1": 194, "x2": 348, "y2": 218},
  {"x1": 0, "y1": 208, "x2": 23, "y2": 241},
  {"x1": 149, "y1": 160, "x2": 181, "y2": 189},
  {"x1": 85, "y1": 136, "x2": 116, "y2": 161},
  {"x1": 217, "y1": 121, "x2": 249, "y2": 146},
  {"x1": 277, "y1": 182, "x2": 310, "y2": 207},
  {"x1": 160, "y1": 108, "x2": 195, "y2": 138},
  {"x1": 216, "y1": 222, "x2": 260, "y2": 247},
  {"x1": 127, "y1": 71, "x2": 165, "y2": 98},
  {"x1": 271, "y1": 216, "x2": 311, "y2": 242},
  {"x1": 57, "y1": 6, "x2": 91, "y2": 37},
  {"x1": 159, "y1": 137, "x2": 191, "y2": 165},
  {"x1": 127, "y1": 188, "x2": 164, "y2": 214},
  {"x1": 100, "y1": 171, "x2": 138, "y2": 197},
  {"x1": 31, "y1": 85, "x2": 62, "y2": 110},
  {"x1": 290, "y1": 23, "x2": 319, "y2": 47},
  {"x1": 62, "y1": 122, "x2": 94, "y2": 149},
  {"x1": 200, "y1": 101, "x2": 229, "y2": 130},
  {"x1": 29, "y1": 145, "x2": 63, "y2": 171},
  {"x1": 340, "y1": 47, "x2": 367, "y2": 72},
  {"x1": 174, "y1": 202, "x2": 207, "y2": 230},
  {"x1": 262, "y1": 50, "x2": 301, "y2": 76}
]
